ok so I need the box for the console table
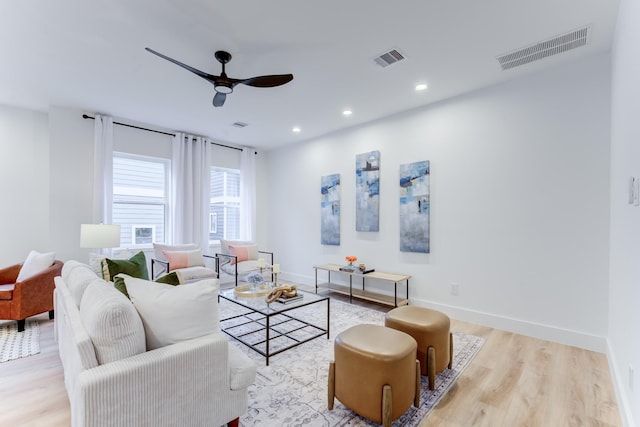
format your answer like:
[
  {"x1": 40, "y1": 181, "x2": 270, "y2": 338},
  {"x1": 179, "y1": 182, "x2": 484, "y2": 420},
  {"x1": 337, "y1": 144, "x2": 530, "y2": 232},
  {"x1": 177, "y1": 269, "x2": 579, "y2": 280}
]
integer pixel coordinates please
[{"x1": 313, "y1": 263, "x2": 410, "y2": 307}]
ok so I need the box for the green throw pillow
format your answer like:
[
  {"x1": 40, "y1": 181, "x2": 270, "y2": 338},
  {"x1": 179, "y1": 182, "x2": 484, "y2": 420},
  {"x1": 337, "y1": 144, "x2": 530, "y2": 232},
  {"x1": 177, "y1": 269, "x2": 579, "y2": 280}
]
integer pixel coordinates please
[
  {"x1": 104, "y1": 251, "x2": 149, "y2": 281},
  {"x1": 155, "y1": 272, "x2": 181, "y2": 285},
  {"x1": 114, "y1": 272, "x2": 181, "y2": 299}
]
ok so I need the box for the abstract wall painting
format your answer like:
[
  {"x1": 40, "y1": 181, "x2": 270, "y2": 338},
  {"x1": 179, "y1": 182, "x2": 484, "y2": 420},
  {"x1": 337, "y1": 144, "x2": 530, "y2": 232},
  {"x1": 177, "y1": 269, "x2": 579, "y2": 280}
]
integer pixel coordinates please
[
  {"x1": 355, "y1": 150, "x2": 380, "y2": 232},
  {"x1": 399, "y1": 160, "x2": 430, "y2": 253},
  {"x1": 321, "y1": 173, "x2": 341, "y2": 245}
]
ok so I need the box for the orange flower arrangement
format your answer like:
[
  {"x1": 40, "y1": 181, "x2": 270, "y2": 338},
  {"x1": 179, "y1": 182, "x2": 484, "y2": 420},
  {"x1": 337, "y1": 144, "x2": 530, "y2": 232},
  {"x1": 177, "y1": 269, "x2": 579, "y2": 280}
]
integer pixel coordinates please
[{"x1": 345, "y1": 255, "x2": 358, "y2": 266}]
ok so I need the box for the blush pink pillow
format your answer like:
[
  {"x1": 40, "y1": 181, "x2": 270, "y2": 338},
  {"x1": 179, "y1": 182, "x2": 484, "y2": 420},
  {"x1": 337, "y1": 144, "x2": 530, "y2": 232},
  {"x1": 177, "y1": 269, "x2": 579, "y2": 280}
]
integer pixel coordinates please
[
  {"x1": 228, "y1": 244, "x2": 258, "y2": 265},
  {"x1": 162, "y1": 249, "x2": 205, "y2": 271}
]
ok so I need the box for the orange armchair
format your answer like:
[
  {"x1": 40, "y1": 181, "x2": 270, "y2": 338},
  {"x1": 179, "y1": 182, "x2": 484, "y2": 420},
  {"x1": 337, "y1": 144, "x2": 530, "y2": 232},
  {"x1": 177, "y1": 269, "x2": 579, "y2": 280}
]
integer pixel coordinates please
[{"x1": 0, "y1": 260, "x2": 63, "y2": 332}]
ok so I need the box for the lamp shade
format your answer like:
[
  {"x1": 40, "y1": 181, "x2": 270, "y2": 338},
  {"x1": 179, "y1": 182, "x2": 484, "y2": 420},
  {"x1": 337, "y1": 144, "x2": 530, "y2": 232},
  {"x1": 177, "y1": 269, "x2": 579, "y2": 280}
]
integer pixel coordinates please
[{"x1": 80, "y1": 224, "x2": 121, "y2": 249}]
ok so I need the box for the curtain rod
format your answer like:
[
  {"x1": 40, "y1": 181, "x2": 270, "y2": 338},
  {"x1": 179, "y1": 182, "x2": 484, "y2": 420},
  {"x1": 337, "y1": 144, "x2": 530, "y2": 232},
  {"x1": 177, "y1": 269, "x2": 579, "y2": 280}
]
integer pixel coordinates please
[{"x1": 82, "y1": 114, "x2": 245, "y2": 152}]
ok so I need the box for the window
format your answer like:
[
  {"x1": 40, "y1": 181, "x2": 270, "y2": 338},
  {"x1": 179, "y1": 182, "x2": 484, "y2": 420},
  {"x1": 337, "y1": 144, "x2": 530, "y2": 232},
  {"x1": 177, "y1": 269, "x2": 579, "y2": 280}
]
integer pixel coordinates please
[
  {"x1": 210, "y1": 168, "x2": 240, "y2": 242},
  {"x1": 113, "y1": 153, "x2": 168, "y2": 248}
]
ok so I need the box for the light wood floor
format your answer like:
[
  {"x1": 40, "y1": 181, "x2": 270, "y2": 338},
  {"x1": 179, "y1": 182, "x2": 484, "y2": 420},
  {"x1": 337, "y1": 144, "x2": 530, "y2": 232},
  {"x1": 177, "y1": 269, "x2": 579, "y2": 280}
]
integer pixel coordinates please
[{"x1": 0, "y1": 297, "x2": 622, "y2": 427}]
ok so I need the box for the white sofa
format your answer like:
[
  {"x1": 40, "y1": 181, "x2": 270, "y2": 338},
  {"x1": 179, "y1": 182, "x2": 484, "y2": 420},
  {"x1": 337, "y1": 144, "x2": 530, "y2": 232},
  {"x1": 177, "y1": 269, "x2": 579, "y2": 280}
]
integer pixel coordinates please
[{"x1": 54, "y1": 260, "x2": 256, "y2": 427}]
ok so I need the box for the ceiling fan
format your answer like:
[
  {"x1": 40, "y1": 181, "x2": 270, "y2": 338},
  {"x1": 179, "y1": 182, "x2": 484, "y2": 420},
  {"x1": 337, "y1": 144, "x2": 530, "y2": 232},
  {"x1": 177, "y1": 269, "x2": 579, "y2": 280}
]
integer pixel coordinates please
[{"x1": 145, "y1": 47, "x2": 294, "y2": 107}]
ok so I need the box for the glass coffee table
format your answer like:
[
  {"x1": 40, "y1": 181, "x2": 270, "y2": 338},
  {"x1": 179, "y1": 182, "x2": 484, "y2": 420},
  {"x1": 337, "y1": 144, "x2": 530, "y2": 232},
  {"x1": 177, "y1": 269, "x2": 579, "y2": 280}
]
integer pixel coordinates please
[{"x1": 218, "y1": 287, "x2": 330, "y2": 365}]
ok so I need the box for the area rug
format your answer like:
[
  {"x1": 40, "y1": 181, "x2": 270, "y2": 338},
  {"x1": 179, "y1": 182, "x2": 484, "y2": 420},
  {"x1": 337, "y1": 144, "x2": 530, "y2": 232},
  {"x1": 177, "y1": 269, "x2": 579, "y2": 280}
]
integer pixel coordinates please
[
  {"x1": 219, "y1": 298, "x2": 484, "y2": 427},
  {"x1": 0, "y1": 319, "x2": 40, "y2": 363}
]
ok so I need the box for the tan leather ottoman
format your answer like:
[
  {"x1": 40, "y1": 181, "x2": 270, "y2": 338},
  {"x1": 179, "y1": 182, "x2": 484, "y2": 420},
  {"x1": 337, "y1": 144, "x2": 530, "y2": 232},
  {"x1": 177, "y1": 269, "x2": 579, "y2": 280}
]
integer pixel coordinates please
[
  {"x1": 385, "y1": 306, "x2": 452, "y2": 390},
  {"x1": 328, "y1": 324, "x2": 420, "y2": 427}
]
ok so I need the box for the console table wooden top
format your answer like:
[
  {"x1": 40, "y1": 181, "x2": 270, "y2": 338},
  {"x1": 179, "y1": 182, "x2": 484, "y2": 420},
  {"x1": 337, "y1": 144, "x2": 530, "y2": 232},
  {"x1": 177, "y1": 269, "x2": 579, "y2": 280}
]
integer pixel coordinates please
[
  {"x1": 313, "y1": 263, "x2": 411, "y2": 282},
  {"x1": 313, "y1": 263, "x2": 410, "y2": 307}
]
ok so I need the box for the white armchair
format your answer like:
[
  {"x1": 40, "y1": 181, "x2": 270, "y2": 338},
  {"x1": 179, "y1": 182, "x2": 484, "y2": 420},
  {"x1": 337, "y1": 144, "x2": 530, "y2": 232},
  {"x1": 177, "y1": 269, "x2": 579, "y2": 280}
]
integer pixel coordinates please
[
  {"x1": 216, "y1": 240, "x2": 274, "y2": 287},
  {"x1": 151, "y1": 243, "x2": 218, "y2": 283}
]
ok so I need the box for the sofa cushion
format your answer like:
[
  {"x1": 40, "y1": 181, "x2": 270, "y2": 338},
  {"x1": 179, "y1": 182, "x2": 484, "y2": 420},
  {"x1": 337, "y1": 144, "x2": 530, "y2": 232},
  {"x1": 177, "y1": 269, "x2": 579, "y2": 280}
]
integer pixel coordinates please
[
  {"x1": 228, "y1": 345, "x2": 258, "y2": 390},
  {"x1": 0, "y1": 284, "x2": 14, "y2": 300},
  {"x1": 103, "y1": 251, "x2": 149, "y2": 281},
  {"x1": 153, "y1": 243, "x2": 199, "y2": 262},
  {"x1": 61, "y1": 260, "x2": 91, "y2": 282},
  {"x1": 221, "y1": 259, "x2": 261, "y2": 276},
  {"x1": 162, "y1": 249, "x2": 205, "y2": 271},
  {"x1": 124, "y1": 276, "x2": 220, "y2": 350},
  {"x1": 174, "y1": 266, "x2": 217, "y2": 283},
  {"x1": 79, "y1": 279, "x2": 146, "y2": 364},
  {"x1": 16, "y1": 250, "x2": 56, "y2": 282},
  {"x1": 66, "y1": 263, "x2": 101, "y2": 307}
]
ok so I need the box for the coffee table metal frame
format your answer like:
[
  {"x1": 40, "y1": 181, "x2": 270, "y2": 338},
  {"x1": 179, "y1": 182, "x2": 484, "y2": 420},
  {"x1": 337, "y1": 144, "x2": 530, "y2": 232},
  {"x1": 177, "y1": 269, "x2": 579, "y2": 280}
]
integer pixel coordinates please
[{"x1": 218, "y1": 288, "x2": 330, "y2": 365}]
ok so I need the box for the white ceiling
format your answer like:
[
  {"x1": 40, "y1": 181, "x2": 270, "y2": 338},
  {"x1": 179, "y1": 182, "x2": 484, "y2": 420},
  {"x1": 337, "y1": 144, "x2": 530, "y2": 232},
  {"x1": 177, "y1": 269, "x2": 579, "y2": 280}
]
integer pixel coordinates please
[{"x1": 0, "y1": 1, "x2": 620, "y2": 150}]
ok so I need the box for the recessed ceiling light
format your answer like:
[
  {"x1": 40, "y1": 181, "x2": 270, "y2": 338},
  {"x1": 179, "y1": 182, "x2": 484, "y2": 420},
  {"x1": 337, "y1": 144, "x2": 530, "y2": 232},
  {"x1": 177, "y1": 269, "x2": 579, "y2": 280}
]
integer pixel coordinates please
[
  {"x1": 292, "y1": 127, "x2": 301, "y2": 133},
  {"x1": 415, "y1": 83, "x2": 428, "y2": 91},
  {"x1": 343, "y1": 109, "x2": 352, "y2": 116}
]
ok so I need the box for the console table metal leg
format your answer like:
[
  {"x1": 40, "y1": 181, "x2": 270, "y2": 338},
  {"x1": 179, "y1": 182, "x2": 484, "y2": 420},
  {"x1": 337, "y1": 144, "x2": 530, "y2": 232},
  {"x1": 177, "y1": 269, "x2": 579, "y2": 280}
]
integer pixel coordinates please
[
  {"x1": 394, "y1": 282, "x2": 398, "y2": 307},
  {"x1": 406, "y1": 279, "x2": 409, "y2": 304},
  {"x1": 315, "y1": 268, "x2": 318, "y2": 294},
  {"x1": 349, "y1": 276, "x2": 353, "y2": 304}
]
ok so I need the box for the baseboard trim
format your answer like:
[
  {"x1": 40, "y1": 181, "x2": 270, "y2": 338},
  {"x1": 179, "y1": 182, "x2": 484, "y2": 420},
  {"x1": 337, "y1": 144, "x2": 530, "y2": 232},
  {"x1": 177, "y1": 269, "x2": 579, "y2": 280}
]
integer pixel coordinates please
[
  {"x1": 409, "y1": 297, "x2": 607, "y2": 353},
  {"x1": 284, "y1": 271, "x2": 607, "y2": 353},
  {"x1": 606, "y1": 340, "x2": 636, "y2": 427}
]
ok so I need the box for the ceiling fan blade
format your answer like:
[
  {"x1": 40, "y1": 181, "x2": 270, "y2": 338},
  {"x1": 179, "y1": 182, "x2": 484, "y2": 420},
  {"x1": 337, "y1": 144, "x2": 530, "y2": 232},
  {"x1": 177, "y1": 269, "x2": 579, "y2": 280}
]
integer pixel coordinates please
[
  {"x1": 213, "y1": 92, "x2": 226, "y2": 107},
  {"x1": 145, "y1": 47, "x2": 218, "y2": 84},
  {"x1": 238, "y1": 74, "x2": 294, "y2": 88}
]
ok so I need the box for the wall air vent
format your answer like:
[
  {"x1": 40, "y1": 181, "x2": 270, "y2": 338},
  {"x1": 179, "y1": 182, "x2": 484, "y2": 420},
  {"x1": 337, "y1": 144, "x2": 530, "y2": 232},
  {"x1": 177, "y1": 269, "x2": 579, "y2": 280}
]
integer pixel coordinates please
[
  {"x1": 232, "y1": 121, "x2": 249, "y2": 128},
  {"x1": 373, "y1": 48, "x2": 406, "y2": 68},
  {"x1": 496, "y1": 25, "x2": 591, "y2": 71}
]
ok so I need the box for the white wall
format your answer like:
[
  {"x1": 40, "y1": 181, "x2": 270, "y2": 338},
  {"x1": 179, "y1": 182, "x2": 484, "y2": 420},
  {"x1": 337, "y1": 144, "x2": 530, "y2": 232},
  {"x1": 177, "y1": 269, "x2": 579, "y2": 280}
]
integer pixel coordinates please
[
  {"x1": 609, "y1": 0, "x2": 640, "y2": 425},
  {"x1": 263, "y1": 53, "x2": 612, "y2": 352},
  {"x1": 48, "y1": 107, "x2": 95, "y2": 262},
  {"x1": 0, "y1": 104, "x2": 50, "y2": 264}
]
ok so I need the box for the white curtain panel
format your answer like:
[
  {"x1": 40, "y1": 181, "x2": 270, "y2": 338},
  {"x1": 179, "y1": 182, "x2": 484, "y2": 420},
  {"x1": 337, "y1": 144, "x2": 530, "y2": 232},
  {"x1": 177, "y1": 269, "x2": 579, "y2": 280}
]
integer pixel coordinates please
[
  {"x1": 92, "y1": 114, "x2": 114, "y2": 226},
  {"x1": 171, "y1": 133, "x2": 212, "y2": 251},
  {"x1": 239, "y1": 147, "x2": 256, "y2": 241}
]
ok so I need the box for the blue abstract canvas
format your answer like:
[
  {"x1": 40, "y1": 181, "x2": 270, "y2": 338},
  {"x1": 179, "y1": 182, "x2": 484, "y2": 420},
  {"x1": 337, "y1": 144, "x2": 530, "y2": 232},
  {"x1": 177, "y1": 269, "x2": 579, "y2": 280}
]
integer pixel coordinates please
[
  {"x1": 355, "y1": 151, "x2": 380, "y2": 232},
  {"x1": 399, "y1": 160, "x2": 430, "y2": 253},
  {"x1": 321, "y1": 174, "x2": 340, "y2": 245}
]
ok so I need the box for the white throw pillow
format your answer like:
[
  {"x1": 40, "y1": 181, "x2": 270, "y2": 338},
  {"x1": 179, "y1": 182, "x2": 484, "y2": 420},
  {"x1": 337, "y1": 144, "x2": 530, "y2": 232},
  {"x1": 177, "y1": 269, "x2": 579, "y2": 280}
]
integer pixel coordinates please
[
  {"x1": 153, "y1": 243, "x2": 199, "y2": 262},
  {"x1": 124, "y1": 276, "x2": 220, "y2": 350},
  {"x1": 79, "y1": 279, "x2": 146, "y2": 364},
  {"x1": 17, "y1": 250, "x2": 56, "y2": 282}
]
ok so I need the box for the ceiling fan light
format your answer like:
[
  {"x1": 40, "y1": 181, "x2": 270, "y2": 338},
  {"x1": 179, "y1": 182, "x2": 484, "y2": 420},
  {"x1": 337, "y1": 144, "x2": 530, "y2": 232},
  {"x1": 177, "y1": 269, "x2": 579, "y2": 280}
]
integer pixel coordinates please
[
  {"x1": 342, "y1": 109, "x2": 352, "y2": 116},
  {"x1": 215, "y1": 84, "x2": 233, "y2": 94},
  {"x1": 415, "y1": 83, "x2": 428, "y2": 91}
]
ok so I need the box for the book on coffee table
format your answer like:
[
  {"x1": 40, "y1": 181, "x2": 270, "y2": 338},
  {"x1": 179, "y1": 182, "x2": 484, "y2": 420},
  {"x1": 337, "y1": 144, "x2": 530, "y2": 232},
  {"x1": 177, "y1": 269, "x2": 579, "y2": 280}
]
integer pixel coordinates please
[{"x1": 276, "y1": 294, "x2": 304, "y2": 304}]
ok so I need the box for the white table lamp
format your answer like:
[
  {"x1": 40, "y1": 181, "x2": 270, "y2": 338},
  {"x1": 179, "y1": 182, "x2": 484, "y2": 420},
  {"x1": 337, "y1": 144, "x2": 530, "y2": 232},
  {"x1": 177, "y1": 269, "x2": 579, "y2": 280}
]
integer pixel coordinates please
[{"x1": 80, "y1": 224, "x2": 121, "y2": 270}]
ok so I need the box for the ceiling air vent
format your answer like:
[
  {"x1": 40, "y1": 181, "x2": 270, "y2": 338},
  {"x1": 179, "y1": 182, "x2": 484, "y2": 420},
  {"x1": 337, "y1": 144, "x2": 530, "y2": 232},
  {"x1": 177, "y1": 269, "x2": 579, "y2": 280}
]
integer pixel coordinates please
[
  {"x1": 496, "y1": 25, "x2": 591, "y2": 71},
  {"x1": 232, "y1": 121, "x2": 249, "y2": 128},
  {"x1": 373, "y1": 48, "x2": 406, "y2": 68}
]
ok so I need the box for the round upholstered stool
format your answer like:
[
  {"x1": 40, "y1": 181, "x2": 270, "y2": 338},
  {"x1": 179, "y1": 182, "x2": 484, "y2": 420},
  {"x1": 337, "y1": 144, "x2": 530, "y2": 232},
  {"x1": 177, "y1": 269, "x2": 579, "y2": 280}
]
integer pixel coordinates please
[
  {"x1": 328, "y1": 324, "x2": 420, "y2": 427},
  {"x1": 385, "y1": 306, "x2": 452, "y2": 390}
]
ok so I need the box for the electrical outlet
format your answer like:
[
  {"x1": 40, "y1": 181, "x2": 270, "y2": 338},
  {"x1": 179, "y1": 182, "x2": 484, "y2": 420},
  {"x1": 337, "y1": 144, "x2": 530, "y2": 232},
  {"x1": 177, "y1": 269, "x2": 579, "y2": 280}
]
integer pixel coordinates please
[
  {"x1": 450, "y1": 282, "x2": 459, "y2": 296},
  {"x1": 629, "y1": 176, "x2": 640, "y2": 206},
  {"x1": 630, "y1": 365, "x2": 635, "y2": 392}
]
